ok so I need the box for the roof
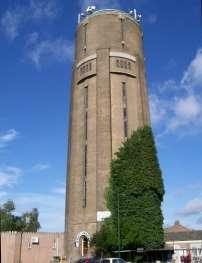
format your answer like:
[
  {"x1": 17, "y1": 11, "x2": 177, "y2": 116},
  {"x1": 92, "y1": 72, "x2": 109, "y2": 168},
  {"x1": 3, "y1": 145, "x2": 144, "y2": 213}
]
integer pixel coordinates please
[
  {"x1": 165, "y1": 231, "x2": 202, "y2": 241},
  {"x1": 165, "y1": 220, "x2": 192, "y2": 233},
  {"x1": 78, "y1": 9, "x2": 140, "y2": 27}
]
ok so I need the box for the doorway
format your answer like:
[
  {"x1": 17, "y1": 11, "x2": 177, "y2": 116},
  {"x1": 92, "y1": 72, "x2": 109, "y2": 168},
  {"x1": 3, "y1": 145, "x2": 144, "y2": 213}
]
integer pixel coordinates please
[{"x1": 80, "y1": 235, "x2": 89, "y2": 257}]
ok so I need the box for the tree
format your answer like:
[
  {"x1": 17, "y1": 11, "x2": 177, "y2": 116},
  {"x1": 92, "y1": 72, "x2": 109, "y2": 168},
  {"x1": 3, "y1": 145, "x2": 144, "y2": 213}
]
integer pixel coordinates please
[
  {"x1": 0, "y1": 200, "x2": 40, "y2": 232},
  {"x1": 93, "y1": 126, "x2": 164, "y2": 253},
  {"x1": 91, "y1": 218, "x2": 117, "y2": 256}
]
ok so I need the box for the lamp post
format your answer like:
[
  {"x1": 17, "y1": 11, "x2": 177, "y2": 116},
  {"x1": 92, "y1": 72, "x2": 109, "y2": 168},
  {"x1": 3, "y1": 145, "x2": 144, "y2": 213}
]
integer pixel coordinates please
[{"x1": 117, "y1": 190, "x2": 121, "y2": 259}]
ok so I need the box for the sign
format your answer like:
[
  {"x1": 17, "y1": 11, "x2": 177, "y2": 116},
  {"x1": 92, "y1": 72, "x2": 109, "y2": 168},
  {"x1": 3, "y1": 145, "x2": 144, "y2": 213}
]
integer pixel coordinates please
[
  {"x1": 75, "y1": 231, "x2": 91, "y2": 248},
  {"x1": 31, "y1": 236, "x2": 39, "y2": 244},
  {"x1": 97, "y1": 211, "x2": 111, "y2": 222}
]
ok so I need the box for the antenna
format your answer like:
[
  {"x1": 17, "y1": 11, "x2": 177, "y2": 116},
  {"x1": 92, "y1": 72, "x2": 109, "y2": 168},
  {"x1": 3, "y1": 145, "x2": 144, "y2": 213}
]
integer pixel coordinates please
[
  {"x1": 86, "y1": 6, "x2": 96, "y2": 14},
  {"x1": 134, "y1": 9, "x2": 137, "y2": 20},
  {"x1": 78, "y1": 6, "x2": 96, "y2": 24},
  {"x1": 128, "y1": 9, "x2": 142, "y2": 23},
  {"x1": 78, "y1": 13, "x2": 81, "y2": 24}
]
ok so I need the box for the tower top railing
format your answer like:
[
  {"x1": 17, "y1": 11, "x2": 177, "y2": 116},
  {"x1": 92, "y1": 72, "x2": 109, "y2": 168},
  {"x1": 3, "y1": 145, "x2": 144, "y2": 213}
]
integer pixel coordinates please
[{"x1": 78, "y1": 7, "x2": 142, "y2": 25}]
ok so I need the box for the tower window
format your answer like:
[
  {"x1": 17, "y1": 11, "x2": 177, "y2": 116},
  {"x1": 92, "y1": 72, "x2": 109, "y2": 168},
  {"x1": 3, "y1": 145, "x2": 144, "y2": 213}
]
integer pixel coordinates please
[
  {"x1": 83, "y1": 86, "x2": 88, "y2": 208},
  {"x1": 122, "y1": 82, "x2": 128, "y2": 139},
  {"x1": 83, "y1": 24, "x2": 87, "y2": 52}
]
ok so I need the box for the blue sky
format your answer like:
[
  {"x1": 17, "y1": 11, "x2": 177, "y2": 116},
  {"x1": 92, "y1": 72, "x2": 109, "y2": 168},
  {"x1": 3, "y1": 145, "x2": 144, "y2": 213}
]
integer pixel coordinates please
[{"x1": 0, "y1": 0, "x2": 202, "y2": 232}]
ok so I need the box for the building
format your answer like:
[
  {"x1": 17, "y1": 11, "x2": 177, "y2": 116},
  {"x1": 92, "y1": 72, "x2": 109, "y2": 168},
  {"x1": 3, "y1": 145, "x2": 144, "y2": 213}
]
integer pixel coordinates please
[
  {"x1": 165, "y1": 221, "x2": 202, "y2": 262},
  {"x1": 1, "y1": 232, "x2": 64, "y2": 263},
  {"x1": 65, "y1": 8, "x2": 150, "y2": 260}
]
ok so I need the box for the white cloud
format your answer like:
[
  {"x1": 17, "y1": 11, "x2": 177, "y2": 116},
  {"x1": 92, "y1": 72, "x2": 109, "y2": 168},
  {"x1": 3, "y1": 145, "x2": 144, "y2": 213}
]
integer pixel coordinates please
[
  {"x1": 26, "y1": 32, "x2": 39, "y2": 46},
  {"x1": 0, "y1": 166, "x2": 23, "y2": 188},
  {"x1": 152, "y1": 48, "x2": 202, "y2": 137},
  {"x1": 157, "y1": 79, "x2": 178, "y2": 94},
  {"x1": 29, "y1": 0, "x2": 58, "y2": 21},
  {"x1": 0, "y1": 191, "x2": 8, "y2": 199},
  {"x1": 52, "y1": 186, "x2": 66, "y2": 195},
  {"x1": 1, "y1": 10, "x2": 22, "y2": 40},
  {"x1": 181, "y1": 49, "x2": 202, "y2": 89},
  {"x1": 168, "y1": 95, "x2": 202, "y2": 131},
  {"x1": 0, "y1": 129, "x2": 18, "y2": 148},
  {"x1": 31, "y1": 163, "x2": 50, "y2": 171},
  {"x1": 26, "y1": 37, "x2": 74, "y2": 67},
  {"x1": 179, "y1": 198, "x2": 202, "y2": 216},
  {"x1": 1, "y1": 0, "x2": 58, "y2": 41},
  {"x1": 196, "y1": 217, "x2": 202, "y2": 224},
  {"x1": 149, "y1": 95, "x2": 167, "y2": 124},
  {"x1": 14, "y1": 192, "x2": 65, "y2": 231}
]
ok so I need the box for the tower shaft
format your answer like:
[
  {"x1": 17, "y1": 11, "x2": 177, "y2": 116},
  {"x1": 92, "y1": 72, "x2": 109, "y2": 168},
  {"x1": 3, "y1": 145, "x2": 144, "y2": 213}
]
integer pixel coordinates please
[{"x1": 65, "y1": 9, "x2": 150, "y2": 260}]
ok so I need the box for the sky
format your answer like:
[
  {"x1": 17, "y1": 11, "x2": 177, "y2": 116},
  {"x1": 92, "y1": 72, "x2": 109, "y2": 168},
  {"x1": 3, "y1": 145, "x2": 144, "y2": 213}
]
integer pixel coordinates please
[{"x1": 0, "y1": 0, "x2": 202, "y2": 232}]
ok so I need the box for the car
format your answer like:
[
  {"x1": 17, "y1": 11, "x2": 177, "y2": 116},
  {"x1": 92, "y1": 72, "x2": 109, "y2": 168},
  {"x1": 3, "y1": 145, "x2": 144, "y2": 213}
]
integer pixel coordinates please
[
  {"x1": 76, "y1": 257, "x2": 99, "y2": 263},
  {"x1": 76, "y1": 257, "x2": 126, "y2": 263},
  {"x1": 99, "y1": 258, "x2": 126, "y2": 263}
]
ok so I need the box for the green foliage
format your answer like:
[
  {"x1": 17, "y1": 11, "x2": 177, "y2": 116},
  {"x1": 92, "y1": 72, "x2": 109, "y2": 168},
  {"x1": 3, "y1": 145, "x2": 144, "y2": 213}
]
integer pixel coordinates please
[
  {"x1": 91, "y1": 219, "x2": 117, "y2": 256},
  {"x1": 0, "y1": 200, "x2": 41, "y2": 232},
  {"x1": 93, "y1": 126, "x2": 165, "y2": 253}
]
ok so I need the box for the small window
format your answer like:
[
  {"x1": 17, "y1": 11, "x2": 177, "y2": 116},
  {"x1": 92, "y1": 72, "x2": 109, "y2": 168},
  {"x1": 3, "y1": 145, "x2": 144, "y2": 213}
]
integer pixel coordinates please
[
  {"x1": 122, "y1": 82, "x2": 128, "y2": 138},
  {"x1": 123, "y1": 108, "x2": 127, "y2": 119},
  {"x1": 124, "y1": 120, "x2": 128, "y2": 138}
]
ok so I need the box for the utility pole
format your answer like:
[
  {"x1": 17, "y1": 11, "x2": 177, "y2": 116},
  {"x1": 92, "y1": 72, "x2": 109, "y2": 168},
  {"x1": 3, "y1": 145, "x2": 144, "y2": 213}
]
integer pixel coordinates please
[{"x1": 117, "y1": 191, "x2": 121, "y2": 258}]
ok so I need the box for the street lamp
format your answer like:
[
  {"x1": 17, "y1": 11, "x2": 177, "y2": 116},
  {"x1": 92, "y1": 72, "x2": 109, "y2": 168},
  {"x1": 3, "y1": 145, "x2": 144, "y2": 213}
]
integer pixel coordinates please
[{"x1": 117, "y1": 192, "x2": 121, "y2": 259}]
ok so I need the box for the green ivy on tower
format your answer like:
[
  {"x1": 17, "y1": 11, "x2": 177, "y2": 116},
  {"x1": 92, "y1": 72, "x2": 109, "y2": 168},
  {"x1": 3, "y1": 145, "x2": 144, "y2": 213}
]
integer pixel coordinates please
[{"x1": 92, "y1": 126, "x2": 165, "y2": 254}]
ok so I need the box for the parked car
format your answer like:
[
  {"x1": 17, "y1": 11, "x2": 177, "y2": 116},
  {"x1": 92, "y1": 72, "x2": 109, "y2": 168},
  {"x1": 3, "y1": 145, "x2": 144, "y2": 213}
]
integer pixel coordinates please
[
  {"x1": 76, "y1": 257, "x2": 126, "y2": 263},
  {"x1": 99, "y1": 258, "x2": 126, "y2": 263}
]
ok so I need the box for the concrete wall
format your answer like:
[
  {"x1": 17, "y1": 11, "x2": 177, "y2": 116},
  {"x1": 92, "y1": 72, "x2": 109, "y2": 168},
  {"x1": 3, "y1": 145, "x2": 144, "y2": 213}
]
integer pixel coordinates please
[{"x1": 1, "y1": 232, "x2": 64, "y2": 263}]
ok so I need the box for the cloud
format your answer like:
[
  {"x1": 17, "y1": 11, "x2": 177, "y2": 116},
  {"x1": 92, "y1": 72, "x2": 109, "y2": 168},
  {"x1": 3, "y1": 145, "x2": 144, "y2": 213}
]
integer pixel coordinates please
[
  {"x1": 179, "y1": 198, "x2": 202, "y2": 216},
  {"x1": 25, "y1": 36, "x2": 74, "y2": 67},
  {"x1": 14, "y1": 192, "x2": 65, "y2": 231},
  {"x1": 149, "y1": 95, "x2": 167, "y2": 124},
  {"x1": 174, "y1": 182, "x2": 202, "y2": 197},
  {"x1": 0, "y1": 129, "x2": 18, "y2": 148},
  {"x1": 181, "y1": 48, "x2": 202, "y2": 89},
  {"x1": 196, "y1": 217, "x2": 202, "y2": 224},
  {"x1": 1, "y1": 0, "x2": 58, "y2": 41},
  {"x1": 52, "y1": 186, "x2": 66, "y2": 195},
  {"x1": 168, "y1": 95, "x2": 202, "y2": 131},
  {"x1": 29, "y1": 0, "x2": 58, "y2": 21},
  {"x1": 0, "y1": 191, "x2": 8, "y2": 199},
  {"x1": 0, "y1": 166, "x2": 23, "y2": 188},
  {"x1": 31, "y1": 163, "x2": 50, "y2": 171},
  {"x1": 0, "y1": 10, "x2": 22, "y2": 40},
  {"x1": 151, "y1": 48, "x2": 202, "y2": 137},
  {"x1": 157, "y1": 79, "x2": 178, "y2": 94}
]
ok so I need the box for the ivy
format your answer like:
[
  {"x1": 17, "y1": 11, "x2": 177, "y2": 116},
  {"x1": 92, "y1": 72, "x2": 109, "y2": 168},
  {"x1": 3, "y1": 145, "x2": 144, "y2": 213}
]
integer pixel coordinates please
[{"x1": 92, "y1": 126, "x2": 165, "y2": 253}]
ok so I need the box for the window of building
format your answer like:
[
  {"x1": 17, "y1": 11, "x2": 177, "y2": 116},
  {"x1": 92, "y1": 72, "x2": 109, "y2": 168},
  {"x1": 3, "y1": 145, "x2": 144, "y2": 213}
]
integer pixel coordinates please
[
  {"x1": 122, "y1": 82, "x2": 128, "y2": 139},
  {"x1": 83, "y1": 86, "x2": 88, "y2": 208}
]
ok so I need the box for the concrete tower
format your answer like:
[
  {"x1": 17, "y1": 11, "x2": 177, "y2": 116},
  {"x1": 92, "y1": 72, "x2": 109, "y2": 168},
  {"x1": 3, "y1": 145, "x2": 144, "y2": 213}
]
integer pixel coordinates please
[{"x1": 65, "y1": 8, "x2": 150, "y2": 260}]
